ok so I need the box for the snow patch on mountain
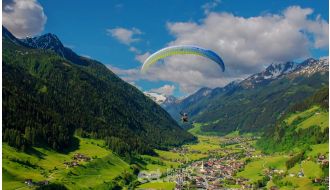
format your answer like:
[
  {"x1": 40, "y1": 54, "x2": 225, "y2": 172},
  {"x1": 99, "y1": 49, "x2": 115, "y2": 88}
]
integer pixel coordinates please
[{"x1": 144, "y1": 92, "x2": 167, "y2": 104}]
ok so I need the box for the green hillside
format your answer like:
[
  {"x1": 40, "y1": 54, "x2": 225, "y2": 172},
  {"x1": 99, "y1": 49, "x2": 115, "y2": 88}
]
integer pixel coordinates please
[
  {"x1": 257, "y1": 87, "x2": 329, "y2": 153},
  {"x1": 2, "y1": 27, "x2": 195, "y2": 157},
  {"x1": 2, "y1": 137, "x2": 132, "y2": 190}
]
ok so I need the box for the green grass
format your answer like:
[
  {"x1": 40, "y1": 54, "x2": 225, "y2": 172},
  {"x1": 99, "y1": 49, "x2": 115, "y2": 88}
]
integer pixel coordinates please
[
  {"x1": 285, "y1": 106, "x2": 329, "y2": 131},
  {"x1": 285, "y1": 106, "x2": 319, "y2": 125},
  {"x1": 64, "y1": 154, "x2": 130, "y2": 189},
  {"x1": 306, "y1": 143, "x2": 329, "y2": 159},
  {"x1": 140, "y1": 154, "x2": 180, "y2": 173},
  {"x1": 289, "y1": 161, "x2": 323, "y2": 179},
  {"x1": 237, "y1": 159, "x2": 264, "y2": 182},
  {"x1": 301, "y1": 161, "x2": 323, "y2": 178},
  {"x1": 188, "y1": 122, "x2": 226, "y2": 136},
  {"x1": 137, "y1": 181, "x2": 175, "y2": 190},
  {"x1": 2, "y1": 137, "x2": 130, "y2": 189},
  {"x1": 298, "y1": 111, "x2": 328, "y2": 130},
  {"x1": 237, "y1": 156, "x2": 288, "y2": 183},
  {"x1": 282, "y1": 176, "x2": 319, "y2": 190}
]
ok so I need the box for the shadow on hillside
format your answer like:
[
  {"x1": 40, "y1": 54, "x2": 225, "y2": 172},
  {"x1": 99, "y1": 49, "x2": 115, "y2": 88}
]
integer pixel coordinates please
[
  {"x1": 61, "y1": 136, "x2": 80, "y2": 154},
  {"x1": 26, "y1": 147, "x2": 47, "y2": 159},
  {"x1": 131, "y1": 156, "x2": 147, "y2": 166}
]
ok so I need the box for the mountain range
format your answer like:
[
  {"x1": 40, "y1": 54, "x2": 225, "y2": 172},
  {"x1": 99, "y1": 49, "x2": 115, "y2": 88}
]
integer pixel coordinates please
[
  {"x1": 162, "y1": 57, "x2": 328, "y2": 134},
  {"x1": 2, "y1": 26, "x2": 195, "y2": 155}
]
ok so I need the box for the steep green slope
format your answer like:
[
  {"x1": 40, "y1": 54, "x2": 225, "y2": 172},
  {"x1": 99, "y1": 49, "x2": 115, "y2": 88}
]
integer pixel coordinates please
[
  {"x1": 257, "y1": 87, "x2": 329, "y2": 153},
  {"x1": 2, "y1": 28, "x2": 195, "y2": 156}
]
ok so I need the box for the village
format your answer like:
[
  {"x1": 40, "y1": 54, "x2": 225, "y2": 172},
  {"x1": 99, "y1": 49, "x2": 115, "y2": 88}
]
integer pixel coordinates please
[
  {"x1": 164, "y1": 136, "x2": 259, "y2": 189},
  {"x1": 171, "y1": 154, "x2": 249, "y2": 189},
  {"x1": 158, "y1": 136, "x2": 328, "y2": 190}
]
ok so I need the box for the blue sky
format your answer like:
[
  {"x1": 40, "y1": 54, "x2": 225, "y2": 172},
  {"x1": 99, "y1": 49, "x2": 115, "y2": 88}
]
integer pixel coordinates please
[{"x1": 3, "y1": 0, "x2": 329, "y2": 97}]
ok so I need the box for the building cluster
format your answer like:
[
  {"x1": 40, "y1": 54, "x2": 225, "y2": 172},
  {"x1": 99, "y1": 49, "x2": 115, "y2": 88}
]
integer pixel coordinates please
[
  {"x1": 317, "y1": 154, "x2": 329, "y2": 166},
  {"x1": 64, "y1": 153, "x2": 91, "y2": 168},
  {"x1": 173, "y1": 153, "x2": 250, "y2": 189},
  {"x1": 24, "y1": 179, "x2": 49, "y2": 187}
]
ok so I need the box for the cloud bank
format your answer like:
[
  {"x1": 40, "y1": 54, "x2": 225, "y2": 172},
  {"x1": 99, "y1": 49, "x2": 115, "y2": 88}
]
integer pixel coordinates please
[{"x1": 110, "y1": 6, "x2": 328, "y2": 94}]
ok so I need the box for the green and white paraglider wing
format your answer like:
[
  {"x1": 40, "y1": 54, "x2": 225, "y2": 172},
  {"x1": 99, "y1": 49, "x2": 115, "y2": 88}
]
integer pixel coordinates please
[{"x1": 141, "y1": 45, "x2": 225, "y2": 73}]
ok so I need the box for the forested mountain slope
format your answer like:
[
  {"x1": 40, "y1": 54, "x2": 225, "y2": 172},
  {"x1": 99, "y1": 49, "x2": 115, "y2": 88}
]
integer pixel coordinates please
[
  {"x1": 257, "y1": 87, "x2": 329, "y2": 153},
  {"x1": 2, "y1": 27, "x2": 195, "y2": 155},
  {"x1": 166, "y1": 59, "x2": 328, "y2": 134}
]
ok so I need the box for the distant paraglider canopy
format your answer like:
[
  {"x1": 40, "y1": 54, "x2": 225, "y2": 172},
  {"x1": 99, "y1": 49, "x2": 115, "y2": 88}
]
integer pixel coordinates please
[{"x1": 141, "y1": 45, "x2": 225, "y2": 73}]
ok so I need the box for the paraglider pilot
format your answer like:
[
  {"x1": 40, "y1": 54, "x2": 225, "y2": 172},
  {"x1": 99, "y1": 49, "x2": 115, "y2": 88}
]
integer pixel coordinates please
[{"x1": 180, "y1": 111, "x2": 189, "y2": 122}]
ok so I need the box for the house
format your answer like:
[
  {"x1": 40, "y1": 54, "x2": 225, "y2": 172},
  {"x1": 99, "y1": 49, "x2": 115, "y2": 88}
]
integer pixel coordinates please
[
  {"x1": 313, "y1": 178, "x2": 322, "y2": 183},
  {"x1": 73, "y1": 153, "x2": 91, "y2": 161},
  {"x1": 24, "y1": 179, "x2": 33, "y2": 186},
  {"x1": 321, "y1": 160, "x2": 329, "y2": 166},
  {"x1": 318, "y1": 155, "x2": 326, "y2": 161},
  {"x1": 64, "y1": 161, "x2": 79, "y2": 167}
]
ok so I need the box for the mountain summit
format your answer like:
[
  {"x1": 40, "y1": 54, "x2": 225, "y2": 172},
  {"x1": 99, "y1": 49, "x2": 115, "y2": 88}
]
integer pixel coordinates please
[
  {"x1": 20, "y1": 32, "x2": 90, "y2": 66},
  {"x1": 22, "y1": 33, "x2": 64, "y2": 54}
]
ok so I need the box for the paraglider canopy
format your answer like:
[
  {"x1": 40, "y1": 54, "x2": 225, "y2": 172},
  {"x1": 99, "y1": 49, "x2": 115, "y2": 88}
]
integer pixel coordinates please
[{"x1": 141, "y1": 45, "x2": 225, "y2": 73}]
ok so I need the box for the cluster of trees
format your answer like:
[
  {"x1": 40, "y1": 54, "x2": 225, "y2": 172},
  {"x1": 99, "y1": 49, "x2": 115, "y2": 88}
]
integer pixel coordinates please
[
  {"x1": 3, "y1": 128, "x2": 26, "y2": 151},
  {"x1": 286, "y1": 151, "x2": 305, "y2": 169},
  {"x1": 288, "y1": 86, "x2": 329, "y2": 112},
  {"x1": 105, "y1": 136, "x2": 146, "y2": 157},
  {"x1": 3, "y1": 62, "x2": 74, "y2": 151},
  {"x1": 2, "y1": 31, "x2": 195, "y2": 155},
  {"x1": 253, "y1": 175, "x2": 270, "y2": 188}
]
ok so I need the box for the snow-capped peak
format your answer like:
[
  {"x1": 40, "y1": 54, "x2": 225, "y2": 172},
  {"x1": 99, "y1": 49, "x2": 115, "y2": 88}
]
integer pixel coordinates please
[
  {"x1": 144, "y1": 91, "x2": 179, "y2": 105},
  {"x1": 144, "y1": 92, "x2": 167, "y2": 104},
  {"x1": 264, "y1": 61, "x2": 297, "y2": 79},
  {"x1": 21, "y1": 33, "x2": 65, "y2": 56},
  {"x1": 22, "y1": 33, "x2": 62, "y2": 48},
  {"x1": 290, "y1": 58, "x2": 328, "y2": 77},
  {"x1": 241, "y1": 58, "x2": 328, "y2": 89},
  {"x1": 242, "y1": 61, "x2": 297, "y2": 87}
]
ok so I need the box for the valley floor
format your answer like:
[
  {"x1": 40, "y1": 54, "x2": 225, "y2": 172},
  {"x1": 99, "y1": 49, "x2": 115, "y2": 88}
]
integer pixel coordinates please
[
  {"x1": 2, "y1": 124, "x2": 329, "y2": 190},
  {"x1": 136, "y1": 124, "x2": 329, "y2": 190}
]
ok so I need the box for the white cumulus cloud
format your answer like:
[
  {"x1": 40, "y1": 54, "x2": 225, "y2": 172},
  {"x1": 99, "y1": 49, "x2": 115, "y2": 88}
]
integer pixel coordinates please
[
  {"x1": 106, "y1": 27, "x2": 142, "y2": 45},
  {"x1": 108, "y1": 6, "x2": 329, "y2": 94},
  {"x1": 3, "y1": 0, "x2": 47, "y2": 38}
]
